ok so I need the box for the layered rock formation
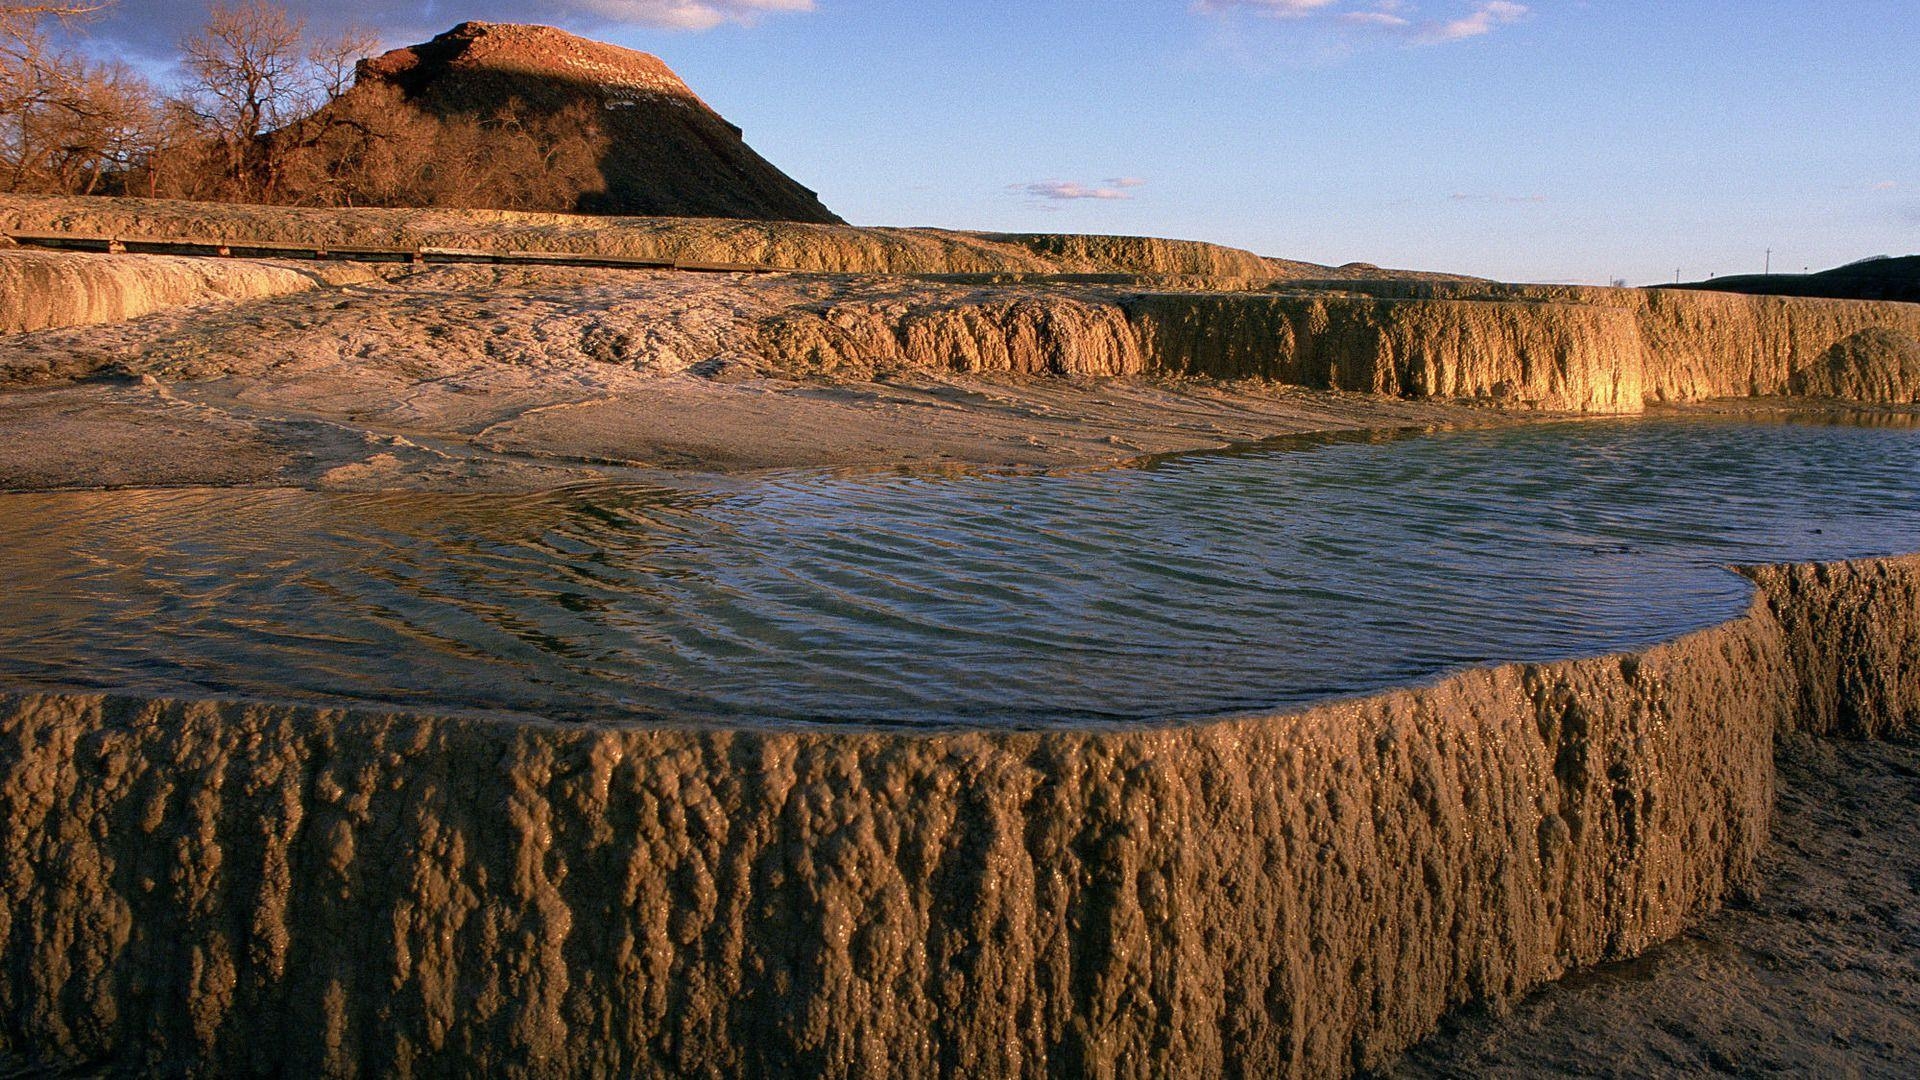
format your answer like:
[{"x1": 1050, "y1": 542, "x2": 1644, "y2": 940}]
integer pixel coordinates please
[
  {"x1": 5, "y1": 195, "x2": 1920, "y2": 416},
  {"x1": 1788, "y1": 327, "x2": 1920, "y2": 404},
  {"x1": 1263, "y1": 280, "x2": 1920, "y2": 406},
  {"x1": 1126, "y1": 293, "x2": 1648, "y2": 410},
  {"x1": 1748, "y1": 558, "x2": 1920, "y2": 739},
  {"x1": 1, "y1": 555, "x2": 1915, "y2": 1077},
  {"x1": 739, "y1": 283, "x2": 1920, "y2": 411}
]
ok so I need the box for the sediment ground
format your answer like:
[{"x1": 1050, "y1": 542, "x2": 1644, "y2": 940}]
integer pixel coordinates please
[{"x1": 2, "y1": 197, "x2": 1919, "y2": 1075}]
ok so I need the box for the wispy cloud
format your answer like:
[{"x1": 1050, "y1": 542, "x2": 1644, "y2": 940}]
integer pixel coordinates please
[
  {"x1": 79, "y1": 0, "x2": 816, "y2": 53},
  {"x1": 1192, "y1": 0, "x2": 1341, "y2": 16},
  {"x1": 1198, "y1": 0, "x2": 1530, "y2": 46},
  {"x1": 577, "y1": 0, "x2": 816, "y2": 32},
  {"x1": 1420, "y1": 0, "x2": 1527, "y2": 42},
  {"x1": 1870, "y1": 180, "x2": 1900, "y2": 191},
  {"x1": 1012, "y1": 178, "x2": 1147, "y2": 201},
  {"x1": 1451, "y1": 191, "x2": 1547, "y2": 203}
]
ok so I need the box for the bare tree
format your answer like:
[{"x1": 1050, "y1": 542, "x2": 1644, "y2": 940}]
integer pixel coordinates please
[
  {"x1": 2, "y1": 6, "x2": 106, "y2": 142},
  {"x1": 307, "y1": 24, "x2": 378, "y2": 102},
  {"x1": 0, "y1": 2, "x2": 164, "y2": 195},
  {"x1": 24, "y1": 58, "x2": 157, "y2": 193},
  {"x1": 0, "y1": 2, "x2": 106, "y2": 39},
  {"x1": 170, "y1": 3, "x2": 382, "y2": 201},
  {"x1": 176, "y1": 0, "x2": 311, "y2": 198}
]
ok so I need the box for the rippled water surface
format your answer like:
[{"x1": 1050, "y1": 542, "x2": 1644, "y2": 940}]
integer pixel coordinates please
[{"x1": 1, "y1": 416, "x2": 1917, "y2": 727}]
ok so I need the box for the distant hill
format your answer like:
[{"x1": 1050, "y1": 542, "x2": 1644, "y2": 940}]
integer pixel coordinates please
[
  {"x1": 1670, "y1": 255, "x2": 1920, "y2": 303},
  {"x1": 312, "y1": 22, "x2": 840, "y2": 224}
]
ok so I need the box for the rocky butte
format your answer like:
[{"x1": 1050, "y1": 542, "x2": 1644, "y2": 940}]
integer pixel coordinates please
[
  {"x1": 1, "y1": 20, "x2": 1919, "y2": 1080},
  {"x1": 305, "y1": 21, "x2": 840, "y2": 223}
]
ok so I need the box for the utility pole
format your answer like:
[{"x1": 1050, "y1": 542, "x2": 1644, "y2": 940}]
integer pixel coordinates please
[{"x1": 1765, "y1": 248, "x2": 1772, "y2": 275}]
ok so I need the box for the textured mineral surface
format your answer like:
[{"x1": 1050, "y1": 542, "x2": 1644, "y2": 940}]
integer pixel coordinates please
[
  {"x1": 3, "y1": 196, "x2": 1918, "y2": 1077},
  {"x1": 0, "y1": 557, "x2": 1915, "y2": 1076}
]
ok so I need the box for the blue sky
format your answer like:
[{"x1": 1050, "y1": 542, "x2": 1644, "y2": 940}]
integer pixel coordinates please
[{"x1": 77, "y1": 1, "x2": 1920, "y2": 283}]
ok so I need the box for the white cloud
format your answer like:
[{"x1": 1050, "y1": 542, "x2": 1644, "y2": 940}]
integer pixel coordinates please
[
  {"x1": 1419, "y1": 1, "x2": 1528, "y2": 42},
  {"x1": 1451, "y1": 191, "x2": 1547, "y2": 203},
  {"x1": 1197, "y1": 0, "x2": 1529, "y2": 46},
  {"x1": 576, "y1": 0, "x2": 816, "y2": 31},
  {"x1": 1013, "y1": 179, "x2": 1145, "y2": 201},
  {"x1": 1870, "y1": 180, "x2": 1900, "y2": 191},
  {"x1": 1192, "y1": 0, "x2": 1340, "y2": 16},
  {"x1": 1340, "y1": 11, "x2": 1412, "y2": 29}
]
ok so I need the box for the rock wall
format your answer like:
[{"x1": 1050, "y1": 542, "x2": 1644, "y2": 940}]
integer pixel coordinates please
[
  {"x1": 1127, "y1": 293, "x2": 1648, "y2": 412},
  {"x1": 972, "y1": 232, "x2": 1276, "y2": 280},
  {"x1": 1786, "y1": 327, "x2": 1920, "y2": 404},
  {"x1": 5, "y1": 554, "x2": 1915, "y2": 1077},
  {"x1": 1282, "y1": 280, "x2": 1920, "y2": 406},
  {"x1": 0, "y1": 252, "x2": 384, "y2": 334},
  {"x1": 5, "y1": 196, "x2": 1918, "y2": 411},
  {"x1": 745, "y1": 285, "x2": 1916, "y2": 413},
  {"x1": 751, "y1": 291, "x2": 1152, "y2": 378},
  {"x1": 1743, "y1": 559, "x2": 1920, "y2": 739}
]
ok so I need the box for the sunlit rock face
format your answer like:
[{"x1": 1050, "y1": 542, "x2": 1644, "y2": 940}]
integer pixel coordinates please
[
  {"x1": 12, "y1": 195, "x2": 1920, "y2": 415},
  {"x1": 1789, "y1": 327, "x2": 1920, "y2": 404},
  {"x1": 2, "y1": 556, "x2": 1915, "y2": 1077}
]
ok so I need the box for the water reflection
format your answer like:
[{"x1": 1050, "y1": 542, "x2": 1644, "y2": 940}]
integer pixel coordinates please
[{"x1": 1, "y1": 415, "x2": 1916, "y2": 728}]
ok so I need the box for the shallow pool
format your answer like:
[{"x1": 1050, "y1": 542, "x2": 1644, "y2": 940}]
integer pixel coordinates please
[{"x1": 2, "y1": 415, "x2": 1916, "y2": 727}]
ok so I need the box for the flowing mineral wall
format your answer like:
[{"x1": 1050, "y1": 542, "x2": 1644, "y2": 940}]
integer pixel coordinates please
[
  {"x1": 0, "y1": 251, "x2": 386, "y2": 334},
  {"x1": 1267, "y1": 281, "x2": 1920, "y2": 405},
  {"x1": 2, "y1": 555, "x2": 1914, "y2": 1077},
  {"x1": 5, "y1": 247, "x2": 1918, "y2": 415},
  {"x1": 6, "y1": 196, "x2": 1920, "y2": 414},
  {"x1": 744, "y1": 285, "x2": 1919, "y2": 412}
]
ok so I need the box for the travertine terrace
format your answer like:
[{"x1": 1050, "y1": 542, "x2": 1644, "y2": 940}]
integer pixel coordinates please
[
  {"x1": 7, "y1": 199, "x2": 1920, "y2": 419},
  {"x1": 0, "y1": 248, "x2": 389, "y2": 334},
  {"x1": 0, "y1": 557, "x2": 1915, "y2": 1076},
  {"x1": 3, "y1": 192, "x2": 1919, "y2": 1077}
]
